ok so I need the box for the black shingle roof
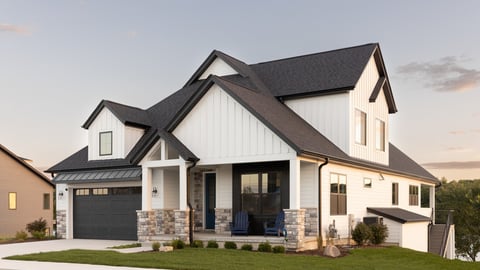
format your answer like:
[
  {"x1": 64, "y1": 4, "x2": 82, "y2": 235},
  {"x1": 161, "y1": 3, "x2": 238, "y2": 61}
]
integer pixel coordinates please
[
  {"x1": 47, "y1": 43, "x2": 437, "y2": 184},
  {"x1": 367, "y1": 207, "x2": 431, "y2": 224}
]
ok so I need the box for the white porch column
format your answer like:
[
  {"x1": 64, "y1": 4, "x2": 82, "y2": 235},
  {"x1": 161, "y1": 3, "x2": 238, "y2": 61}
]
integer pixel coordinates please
[
  {"x1": 142, "y1": 166, "x2": 152, "y2": 210},
  {"x1": 179, "y1": 161, "x2": 187, "y2": 210},
  {"x1": 289, "y1": 157, "x2": 301, "y2": 209}
]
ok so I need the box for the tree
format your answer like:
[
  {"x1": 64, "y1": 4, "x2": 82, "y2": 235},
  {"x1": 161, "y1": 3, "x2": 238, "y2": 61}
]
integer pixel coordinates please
[{"x1": 436, "y1": 179, "x2": 480, "y2": 261}]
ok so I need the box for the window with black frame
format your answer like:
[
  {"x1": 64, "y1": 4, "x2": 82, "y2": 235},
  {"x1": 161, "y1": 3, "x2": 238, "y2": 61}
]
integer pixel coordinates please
[{"x1": 241, "y1": 172, "x2": 281, "y2": 216}]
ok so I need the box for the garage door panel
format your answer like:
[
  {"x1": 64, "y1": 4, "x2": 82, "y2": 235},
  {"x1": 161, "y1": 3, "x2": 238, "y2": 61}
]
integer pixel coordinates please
[{"x1": 73, "y1": 187, "x2": 141, "y2": 240}]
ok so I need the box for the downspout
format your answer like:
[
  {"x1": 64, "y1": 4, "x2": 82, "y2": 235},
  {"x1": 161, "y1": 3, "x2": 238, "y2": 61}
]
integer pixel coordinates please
[
  {"x1": 318, "y1": 158, "x2": 329, "y2": 248},
  {"x1": 187, "y1": 161, "x2": 197, "y2": 246}
]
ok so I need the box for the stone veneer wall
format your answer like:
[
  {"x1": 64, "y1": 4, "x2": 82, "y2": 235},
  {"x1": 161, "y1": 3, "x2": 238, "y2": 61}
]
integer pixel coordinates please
[
  {"x1": 192, "y1": 171, "x2": 204, "y2": 229},
  {"x1": 284, "y1": 209, "x2": 306, "y2": 250},
  {"x1": 214, "y1": 208, "x2": 232, "y2": 234},
  {"x1": 304, "y1": 208, "x2": 318, "y2": 236},
  {"x1": 155, "y1": 209, "x2": 175, "y2": 234},
  {"x1": 56, "y1": 210, "x2": 66, "y2": 239},
  {"x1": 174, "y1": 209, "x2": 190, "y2": 242},
  {"x1": 137, "y1": 210, "x2": 156, "y2": 242}
]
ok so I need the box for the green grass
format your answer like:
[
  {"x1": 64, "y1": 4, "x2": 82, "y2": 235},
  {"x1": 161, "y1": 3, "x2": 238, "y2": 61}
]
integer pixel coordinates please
[
  {"x1": 5, "y1": 246, "x2": 479, "y2": 270},
  {"x1": 107, "y1": 243, "x2": 142, "y2": 249}
]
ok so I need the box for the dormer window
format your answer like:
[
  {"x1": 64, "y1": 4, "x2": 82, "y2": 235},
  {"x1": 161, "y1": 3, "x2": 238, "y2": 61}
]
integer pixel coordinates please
[
  {"x1": 355, "y1": 109, "x2": 366, "y2": 145},
  {"x1": 99, "y1": 131, "x2": 113, "y2": 156},
  {"x1": 376, "y1": 119, "x2": 385, "y2": 151}
]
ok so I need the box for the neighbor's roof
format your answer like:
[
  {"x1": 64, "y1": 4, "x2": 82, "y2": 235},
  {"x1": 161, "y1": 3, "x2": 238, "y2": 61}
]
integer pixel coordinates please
[
  {"x1": 367, "y1": 207, "x2": 431, "y2": 224},
  {"x1": 0, "y1": 144, "x2": 54, "y2": 187},
  {"x1": 47, "y1": 43, "x2": 435, "y2": 184}
]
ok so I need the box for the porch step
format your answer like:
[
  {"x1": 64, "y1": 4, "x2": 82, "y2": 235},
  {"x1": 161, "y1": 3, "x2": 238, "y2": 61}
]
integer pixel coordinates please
[{"x1": 429, "y1": 224, "x2": 446, "y2": 255}]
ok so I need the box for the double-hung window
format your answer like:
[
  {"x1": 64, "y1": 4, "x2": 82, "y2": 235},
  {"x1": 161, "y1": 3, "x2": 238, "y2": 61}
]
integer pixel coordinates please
[
  {"x1": 355, "y1": 109, "x2": 366, "y2": 145},
  {"x1": 409, "y1": 185, "x2": 419, "y2": 206},
  {"x1": 330, "y1": 173, "x2": 347, "y2": 215},
  {"x1": 99, "y1": 131, "x2": 113, "y2": 156},
  {"x1": 375, "y1": 119, "x2": 385, "y2": 151}
]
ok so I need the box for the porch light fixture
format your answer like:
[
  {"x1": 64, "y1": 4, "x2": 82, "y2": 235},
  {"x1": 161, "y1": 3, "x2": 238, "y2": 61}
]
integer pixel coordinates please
[
  {"x1": 152, "y1": 187, "x2": 158, "y2": 194},
  {"x1": 58, "y1": 192, "x2": 64, "y2": 197}
]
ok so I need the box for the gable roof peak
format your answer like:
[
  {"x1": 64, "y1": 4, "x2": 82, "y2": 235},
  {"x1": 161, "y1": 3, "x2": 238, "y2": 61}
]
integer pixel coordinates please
[{"x1": 82, "y1": 99, "x2": 151, "y2": 129}]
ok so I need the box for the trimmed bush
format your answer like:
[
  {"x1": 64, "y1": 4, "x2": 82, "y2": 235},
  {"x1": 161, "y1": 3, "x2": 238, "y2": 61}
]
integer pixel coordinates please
[
  {"x1": 272, "y1": 245, "x2": 285, "y2": 253},
  {"x1": 241, "y1": 244, "x2": 253, "y2": 251},
  {"x1": 152, "y1": 242, "x2": 160, "y2": 251},
  {"x1": 369, "y1": 223, "x2": 389, "y2": 245},
  {"x1": 224, "y1": 241, "x2": 237, "y2": 249},
  {"x1": 207, "y1": 240, "x2": 219, "y2": 248},
  {"x1": 352, "y1": 222, "x2": 372, "y2": 246},
  {"x1": 257, "y1": 241, "x2": 272, "y2": 252},
  {"x1": 191, "y1": 240, "x2": 204, "y2": 248},
  {"x1": 171, "y1": 239, "x2": 185, "y2": 249},
  {"x1": 15, "y1": 230, "x2": 28, "y2": 241},
  {"x1": 26, "y1": 218, "x2": 47, "y2": 239}
]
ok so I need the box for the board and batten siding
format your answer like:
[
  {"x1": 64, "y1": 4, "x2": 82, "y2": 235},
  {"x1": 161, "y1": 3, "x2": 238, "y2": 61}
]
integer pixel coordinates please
[
  {"x1": 88, "y1": 108, "x2": 144, "y2": 161},
  {"x1": 199, "y1": 58, "x2": 238, "y2": 80},
  {"x1": 173, "y1": 84, "x2": 295, "y2": 165},
  {"x1": 152, "y1": 168, "x2": 180, "y2": 209},
  {"x1": 285, "y1": 93, "x2": 350, "y2": 154},
  {"x1": 350, "y1": 56, "x2": 389, "y2": 165}
]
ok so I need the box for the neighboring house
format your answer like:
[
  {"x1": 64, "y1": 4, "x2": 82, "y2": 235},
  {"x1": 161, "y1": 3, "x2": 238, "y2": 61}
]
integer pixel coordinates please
[
  {"x1": 0, "y1": 144, "x2": 55, "y2": 237},
  {"x1": 47, "y1": 43, "x2": 453, "y2": 254}
]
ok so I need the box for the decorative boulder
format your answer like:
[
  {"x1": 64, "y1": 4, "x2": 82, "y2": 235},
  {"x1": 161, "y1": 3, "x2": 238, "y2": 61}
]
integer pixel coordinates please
[
  {"x1": 160, "y1": 246, "x2": 174, "y2": 252},
  {"x1": 323, "y1": 245, "x2": 341, "y2": 258}
]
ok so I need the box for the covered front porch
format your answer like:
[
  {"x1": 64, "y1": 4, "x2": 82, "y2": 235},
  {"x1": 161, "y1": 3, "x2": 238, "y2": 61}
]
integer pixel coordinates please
[{"x1": 137, "y1": 140, "x2": 323, "y2": 250}]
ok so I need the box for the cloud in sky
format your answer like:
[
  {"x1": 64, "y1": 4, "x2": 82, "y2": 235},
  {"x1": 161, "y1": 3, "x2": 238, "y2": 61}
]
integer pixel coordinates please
[
  {"x1": 397, "y1": 56, "x2": 480, "y2": 92},
  {"x1": 0, "y1": 23, "x2": 31, "y2": 35},
  {"x1": 423, "y1": 161, "x2": 480, "y2": 169}
]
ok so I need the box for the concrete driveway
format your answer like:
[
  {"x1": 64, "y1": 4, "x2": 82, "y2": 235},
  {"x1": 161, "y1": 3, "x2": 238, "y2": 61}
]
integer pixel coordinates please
[{"x1": 0, "y1": 239, "x2": 158, "y2": 270}]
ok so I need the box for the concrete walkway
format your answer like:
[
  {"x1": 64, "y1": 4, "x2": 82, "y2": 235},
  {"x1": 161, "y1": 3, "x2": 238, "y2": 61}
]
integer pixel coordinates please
[{"x1": 0, "y1": 239, "x2": 159, "y2": 270}]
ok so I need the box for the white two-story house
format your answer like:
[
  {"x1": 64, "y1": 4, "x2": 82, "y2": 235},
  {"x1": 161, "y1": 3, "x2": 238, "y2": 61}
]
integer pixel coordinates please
[{"x1": 47, "y1": 43, "x2": 451, "y2": 253}]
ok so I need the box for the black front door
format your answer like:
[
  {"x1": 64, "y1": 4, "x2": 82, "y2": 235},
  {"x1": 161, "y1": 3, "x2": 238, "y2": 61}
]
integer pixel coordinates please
[{"x1": 205, "y1": 173, "x2": 216, "y2": 230}]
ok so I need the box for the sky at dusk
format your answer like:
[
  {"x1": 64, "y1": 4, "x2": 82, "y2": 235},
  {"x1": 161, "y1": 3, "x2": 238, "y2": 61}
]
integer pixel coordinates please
[{"x1": 1, "y1": 0, "x2": 479, "y2": 180}]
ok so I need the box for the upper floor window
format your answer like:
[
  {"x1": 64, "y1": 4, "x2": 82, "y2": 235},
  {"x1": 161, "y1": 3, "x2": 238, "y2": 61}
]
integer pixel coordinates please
[
  {"x1": 8, "y1": 192, "x2": 17, "y2": 210},
  {"x1": 376, "y1": 119, "x2": 385, "y2": 151},
  {"x1": 392, "y1": 182, "x2": 399, "y2": 205},
  {"x1": 421, "y1": 185, "x2": 431, "y2": 208},
  {"x1": 409, "y1": 185, "x2": 419, "y2": 206},
  {"x1": 355, "y1": 109, "x2": 366, "y2": 145},
  {"x1": 99, "y1": 131, "x2": 113, "y2": 156},
  {"x1": 330, "y1": 173, "x2": 347, "y2": 215}
]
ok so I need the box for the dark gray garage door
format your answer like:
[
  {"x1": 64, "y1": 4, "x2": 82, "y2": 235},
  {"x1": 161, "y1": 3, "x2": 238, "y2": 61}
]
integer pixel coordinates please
[{"x1": 73, "y1": 187, "x2": 141, "y2": 240}]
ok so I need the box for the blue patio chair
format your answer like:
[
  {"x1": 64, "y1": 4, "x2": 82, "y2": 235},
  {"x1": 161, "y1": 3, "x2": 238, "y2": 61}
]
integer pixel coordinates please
[
  {"x1": 264, "y1": 210, "x2": 285, "y2": 236},
  {"x1": 230, "y1": 211, "x2": 249, "y2": 236}
]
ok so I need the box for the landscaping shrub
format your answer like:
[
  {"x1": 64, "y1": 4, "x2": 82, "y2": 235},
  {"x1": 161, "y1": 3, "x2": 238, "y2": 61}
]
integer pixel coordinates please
[
  {"x1": 152, "y1": 242, "x2": 160, "y2": 251},
  {"x1": 272, "y1": 245, "x2": 285, "y2": 253},
  {"x1": 224, "y1": 241, "x2": 237, "y2": 249},
  {"x1": 369, "y1": 223, "x2": 389, "y2": 245},
  {"x1": 26, "y1": 218, "x2": 47, "y2": 239},
  {"x1": 352, "y1": 222, "x2": 372, "y2": 246},
  {"x1": 257, "y1": 241, "x2": 272, "y2": 252},
  {"x1": 241, "y1": 244, "x2": 253, "y2": 251},
  {"x1": 15, "y1": 230, "x2": 28, "y2": 241},
  {"x1": 191, "y1": 240, "x2": 204, "y2": 248},
  {"x1": 171, "y1": 239, "x2": 185, "y2": 249},
  {"x1": 207, "y1": 240, "x2": 219, "y2": 248}
]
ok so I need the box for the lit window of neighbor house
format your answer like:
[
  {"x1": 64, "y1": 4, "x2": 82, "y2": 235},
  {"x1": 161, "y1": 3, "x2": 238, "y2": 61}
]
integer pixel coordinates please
[
  {"x1": 8, "y1": 192, "x2": 17, "y2": 210},
  {"x1": 43, "y1": 193, "x2": 50, "y2": 210}
]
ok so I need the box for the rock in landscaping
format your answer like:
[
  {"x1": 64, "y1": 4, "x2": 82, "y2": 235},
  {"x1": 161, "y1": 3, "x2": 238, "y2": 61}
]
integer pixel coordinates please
[
  {"x1": 160, "y1": 246, "x2": 174, "y2": 252},
  {"x1": 323, "y1": 245, "x2": 341, "y2": 258}
]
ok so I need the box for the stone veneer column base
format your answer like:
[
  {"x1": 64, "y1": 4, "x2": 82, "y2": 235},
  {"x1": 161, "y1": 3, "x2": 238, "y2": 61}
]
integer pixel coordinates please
[
  {"x1": 284, "y1": 209, "x2": 306, "y2": 251},
  {"x1": 155, "y1": 209, "x2": 175, "y2": 234},
  {"x1": 214, "y1": 208, "x2": 232, "y2": 234},
  {"x1": 304, "y1": 208, "x2": 318, "y2": 237},
  {"x1": 56, "y1": 210, "x2": 67, "y2": 239},
  {"x1": 137, "y1": 210, "x2": 156, "y2": 242},
  {"x1": 174, "y1": 209, "x2": 190, "y2": 243}
]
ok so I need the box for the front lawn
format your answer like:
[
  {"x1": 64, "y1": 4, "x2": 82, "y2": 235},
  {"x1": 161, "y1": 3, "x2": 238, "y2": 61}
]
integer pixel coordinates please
[{"x1": 5, "y1": 246, "x2": 479, "y2": 270}]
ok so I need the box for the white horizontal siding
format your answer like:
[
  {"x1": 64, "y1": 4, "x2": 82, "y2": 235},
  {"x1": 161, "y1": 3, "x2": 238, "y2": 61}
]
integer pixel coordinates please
[
  {"x1": 320, "y1": 163, "x2": 435, "y2": 242},
  {"x1": 350, "y1": 56, "x2": 389, "y2": 165},
  {"x1": 401, "y1": 221, "x2": 429, "y2": 252},
  {"x1": 300, "y1": 161, "x2": 317, "y2": 208},
  {"x1": 199, "y1": 58, "x2": 238, "y2": 80},
  {"x1": 173, "y1": 84, "x2": 295, "y2": 165},
  {"x1": 285, "y1": 93, "x2": 349, "y2": 154}
]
